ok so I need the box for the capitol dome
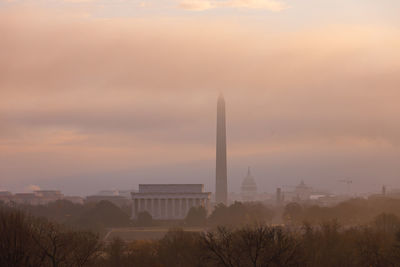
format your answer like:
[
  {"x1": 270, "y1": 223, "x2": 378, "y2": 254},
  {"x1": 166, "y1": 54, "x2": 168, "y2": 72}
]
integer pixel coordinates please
[{"x1": 241, "y1": 167, "x2": 257, "y2": 202}]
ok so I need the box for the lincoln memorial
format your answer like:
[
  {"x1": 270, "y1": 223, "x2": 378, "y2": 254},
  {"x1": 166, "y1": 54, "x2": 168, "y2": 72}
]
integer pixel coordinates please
[{"x1": 131, "y1": 184, "x2": 211, "y2": 220}]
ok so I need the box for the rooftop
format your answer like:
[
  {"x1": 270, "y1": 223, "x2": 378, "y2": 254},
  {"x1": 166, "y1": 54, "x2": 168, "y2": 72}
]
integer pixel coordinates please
[{"x1": 138, "y1": 184, "x2": 205, "y2": 193}]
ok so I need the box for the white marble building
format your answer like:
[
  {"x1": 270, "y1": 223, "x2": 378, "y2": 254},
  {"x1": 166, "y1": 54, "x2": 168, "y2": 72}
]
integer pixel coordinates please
[{"x1": 131, "y1": 184, "x2": 211, "y2": 220}]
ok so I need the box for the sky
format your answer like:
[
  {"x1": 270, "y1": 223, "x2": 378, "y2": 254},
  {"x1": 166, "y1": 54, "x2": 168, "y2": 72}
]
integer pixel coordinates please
[{"x1": 1, "y1": 0, "x2": 400, "y2": 196}]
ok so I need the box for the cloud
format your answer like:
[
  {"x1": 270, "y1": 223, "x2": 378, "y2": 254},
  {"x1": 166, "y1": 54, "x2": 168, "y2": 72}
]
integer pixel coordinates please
[
  {"x1": 1, "y1": 7, "x2": 400, "y2": 194},
  {"x1": 179, "y1": 0, "x2": 214, "y2": 11},
  {"x1": 63, "y1": 0, "x2": 96, "y2": 2},
  {"x1": 179, "y1": 0, "x2": 289, "y2": 11}
]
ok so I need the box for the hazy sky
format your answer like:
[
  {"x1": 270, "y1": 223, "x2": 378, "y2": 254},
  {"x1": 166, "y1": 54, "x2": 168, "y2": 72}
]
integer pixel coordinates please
[{"x1": 1, "y1": 0, "x2": 400, "y2": 196}]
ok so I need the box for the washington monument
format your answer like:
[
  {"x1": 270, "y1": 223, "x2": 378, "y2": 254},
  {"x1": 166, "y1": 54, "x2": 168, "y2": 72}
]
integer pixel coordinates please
[{"x1": 216, "y1": 93, "x2": 228, "y2": 205}]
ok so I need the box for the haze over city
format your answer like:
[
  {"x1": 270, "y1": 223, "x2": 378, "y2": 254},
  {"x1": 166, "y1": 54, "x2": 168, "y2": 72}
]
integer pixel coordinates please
[{"x1": 1, "y1": 0, "x2": 400, "y2": 196}]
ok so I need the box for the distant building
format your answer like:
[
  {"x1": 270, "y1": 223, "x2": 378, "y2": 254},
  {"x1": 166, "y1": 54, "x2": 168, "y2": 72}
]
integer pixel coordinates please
[
  {"x1": 13, "y1": 193, "x2": 40, "y2": 205},
  {"x1": 85, "y1": 195, "x2": 129, "y2": 207},
  {"x1": 33, "y1": 190, "x2": 64, "y2": 203},
  {"x1": 97, "y1": 190, "x2": 120, "y2": 196},
  {"x1": 1, "y1": 190, "x2": 82, "y2": 206},
  {"x1": 119, "y1": 190, "x2": 136, "y2": 198},
  {"x1": 294, "y1": 181, "x2": 313, "y2": 201},
  {"x1": 63, "y1": 196, "x2": 84, "y2": 204},
  {"x1": 131, "y1": 184, "x2": 211, "y2": 220},
  {"x1": 283, "y1": 181, "x2": 313, "y2": 202},
  {"x1": 34, "y1": 190, "x2": 63, "y2": 197},
  {"x1": 33, "y1": 190, "x2": 64, "y2": 204},
  {"x1": 241, "y1": 167, "x2": 257, "y2": 202}
]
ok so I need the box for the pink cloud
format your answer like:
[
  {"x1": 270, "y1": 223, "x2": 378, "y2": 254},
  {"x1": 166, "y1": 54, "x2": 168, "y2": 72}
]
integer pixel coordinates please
[{"x1": 179, "y1": 0, "x2": 289, "y2": 11}]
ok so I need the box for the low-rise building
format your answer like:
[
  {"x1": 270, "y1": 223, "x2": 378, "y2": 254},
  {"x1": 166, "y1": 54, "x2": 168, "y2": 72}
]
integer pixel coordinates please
[
  {"x1": 1, "y1": 190, "x2": 81, "y2": 206},
  {"x1": 13, "y1": 193, "x2": 41, "y2": 205}
]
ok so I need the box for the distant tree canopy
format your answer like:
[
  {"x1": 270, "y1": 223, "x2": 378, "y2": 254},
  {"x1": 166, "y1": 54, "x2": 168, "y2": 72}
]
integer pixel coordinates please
[
  {"x1": 283, "y1": 202, "x2": 304, "y2": 223},
  {"x1": 136, "y1": 211, "x2": 153, "y2": 227},
  {"x1": 96, "y1": 220, "x2": 400, "y2": 267},
  {"x1": 373, "y1": 213, "x2": 400, "y2": 234},
  {"x1": 0, "y1": 206, "x2": 100, "y2": 267},
  {"x1": 185, "y1": 206, "x2": 207, "y2": 226},
  {"x1": 284, "y1": 197, "x2": 400, "y2": 225},
  {"x1": 157, "y1": 229, "x2": 205, "y2": 267},
  {"x1": 9, "y1": 196, "x2": 400, "y2": 230},
  {"x1": 20, "y1": 199, "x2": 86, "y2": 223},
  {"x1": 4, "y1": 204, "x2": 400, "y2": 266},
  {"x1": 73, "y1": 200, "x2": 131, "y2": 230},
  {"x1": 16, "y1": 199, "x2": 131, "y2": 233},
  {"x1": 202, "y1": 226, "x2": 303, "y2": 267},
  {"x1": 208, "y1": 201, "x2": 274, "y2": 227}
]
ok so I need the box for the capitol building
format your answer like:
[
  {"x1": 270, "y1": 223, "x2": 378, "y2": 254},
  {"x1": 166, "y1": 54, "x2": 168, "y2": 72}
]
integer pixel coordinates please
[{"x1": 241, "y1": 167, "x2": 258, "y2": 202}]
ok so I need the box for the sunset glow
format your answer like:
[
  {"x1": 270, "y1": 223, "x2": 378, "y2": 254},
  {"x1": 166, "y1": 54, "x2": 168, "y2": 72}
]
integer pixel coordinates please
[{"x1": 1, "y1": 0, "x2": 400, "y2": 195}]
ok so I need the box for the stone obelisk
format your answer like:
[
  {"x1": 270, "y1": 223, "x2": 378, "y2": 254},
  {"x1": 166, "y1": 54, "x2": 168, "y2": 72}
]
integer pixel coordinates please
[{"x1": 216, "y1": 93, "x2": 227, "y2": 205}]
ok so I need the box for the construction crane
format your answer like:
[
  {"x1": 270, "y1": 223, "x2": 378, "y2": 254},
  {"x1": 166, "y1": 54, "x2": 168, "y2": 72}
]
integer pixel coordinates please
[{"x1": 338, "y1": 179, "x2": 352, "y2": 194}]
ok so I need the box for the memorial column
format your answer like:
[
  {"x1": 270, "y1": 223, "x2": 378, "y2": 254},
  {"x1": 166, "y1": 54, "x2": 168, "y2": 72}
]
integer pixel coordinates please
[
  {"x1": 179, "y1": 198, "x2": 183, "y2": 219},
  {"x1": 131, "y1": 198, "x2": 136, "y2": 219},
  {"x1": 150, "y1": 198, "x2": 154, "y2": 218}
]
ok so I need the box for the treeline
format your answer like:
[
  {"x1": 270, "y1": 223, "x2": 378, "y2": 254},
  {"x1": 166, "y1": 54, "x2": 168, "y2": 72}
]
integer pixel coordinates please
[
  {"x1": 9, "y1": 197, "x2": 400, "y2": 231},
  {"x1": 175, "y1": 201, "x2": 273, "y2": 227},
  {"x1": 133, "y1": 201, "x2": 274, "y2": 228},
  {"x1": 8, "y1": 197, "x2": 400, "y2": 230},
  {"x1": 9, "y1": 199, "x2": 275, "y2": 230},
  {"x1": 0, "y1": 206, "x2": 100, "y2": 267},
  {"x1": 15, "y1": 200, "x2": 132, "y2": 233},
  {"x1": 102, "y1": 219, "x2": 400, "y2": 267},
  {"x1": 284, "y1": 197, "x2": 400, "y2": 225},
  {"x1": 4, "y1": 204, "x2": 400, "y2": 266}
]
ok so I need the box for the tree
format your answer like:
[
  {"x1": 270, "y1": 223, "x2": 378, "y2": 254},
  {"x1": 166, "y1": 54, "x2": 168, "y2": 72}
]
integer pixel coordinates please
[
  {"x1": 186, "y1": 207, "x2": 207, "y2": 226},
  {"x1": 0, "y1": 207, "x2": 44, "y2": 267},
  {"x1": 105, "y1": 238, "x2": 126, "y2": 267},
  {"x1": 283, "y1": 202, "x2": 303, "y2": 223},
  {"x1": 74, "y1": 201, "x2": 131, "y2": 230},
  {"x1": 0, "y1": 206, "x2": 101, "y2": 267},
  {"x1": 136, "y1": 211, "x2": 153, "y2": 227},
  {"x1": 125, "y1": 240, "x2": 158, "y2": 267},
  {"x1": 201, "y1": 225, "x2": 303, "y2": 267},
  {"x1": 201, "y1": 226, "x2": 242, "y2": 267},
  {"x1": 208, "y1": 202, "x2": 273, "y2": 227},
  {"x1": 32, "y1": 218, "x2": 101, "y2": 267},
  {"x1": 67, "y1": 231, "x2": 101, "y2": 267},
  {"x1": 157, "y1": 229, "x2": 205, "y2": 267},
  {"x1": 373, "y1": 213, "x2": 400, "y2": 234}
]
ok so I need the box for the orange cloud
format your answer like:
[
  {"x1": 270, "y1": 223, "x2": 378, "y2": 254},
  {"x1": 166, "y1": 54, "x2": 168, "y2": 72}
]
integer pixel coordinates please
[
  {"x1": 179, "y1": 0, "x2": 289, "y2": 11},
  {"x1": 1, "y1": 6, "x2": 400, "y2": 194}
]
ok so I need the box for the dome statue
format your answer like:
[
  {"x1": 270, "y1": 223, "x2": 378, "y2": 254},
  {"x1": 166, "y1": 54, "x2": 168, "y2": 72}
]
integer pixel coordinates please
[{"x1": 241, "y1": 167, "x2": 257, "y2": 202}]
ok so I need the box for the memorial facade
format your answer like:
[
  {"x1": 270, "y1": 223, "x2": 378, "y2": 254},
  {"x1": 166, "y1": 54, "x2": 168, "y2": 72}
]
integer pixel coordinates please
[{"x1": 131, "y1": 184, "x2": 211, "y2": 220}]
